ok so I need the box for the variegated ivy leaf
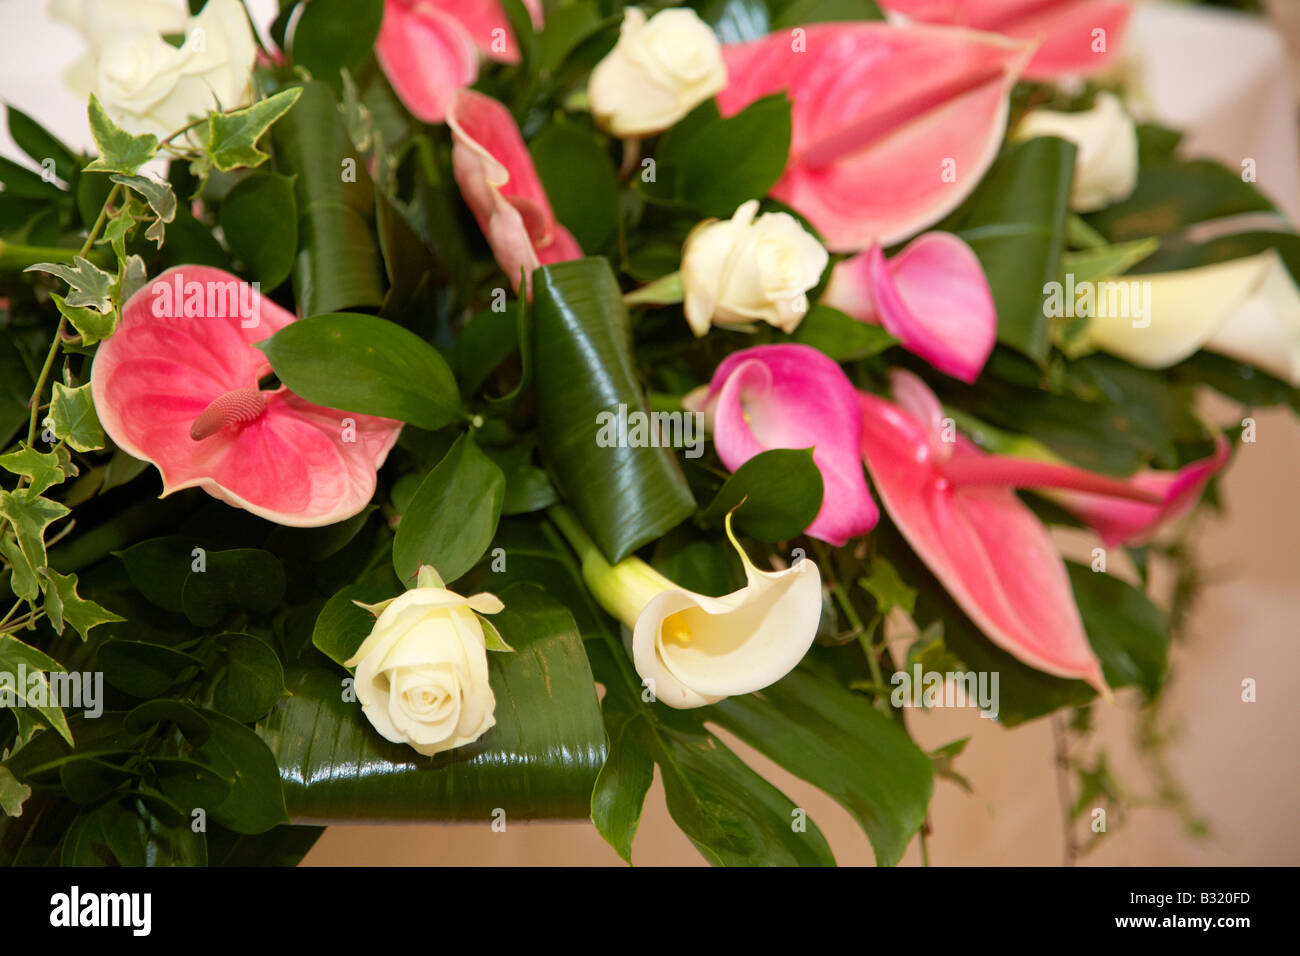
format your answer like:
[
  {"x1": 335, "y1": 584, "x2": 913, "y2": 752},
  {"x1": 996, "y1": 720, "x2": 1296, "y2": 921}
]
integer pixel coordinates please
[
  {"x1": 24, "y1": 257, "x2": 115, "y2": 313},
  {"x1": 120, "y1": 254, "x2": 148, "y2": 304},
  {"x1": 39, "y1": 567, "x2": 124, "y2": 640},
  {"x1": 0, "y1": 444, "x2": 76, "y2": 497},
  {"x1": 45, "y1": 382, "x2": 105, "y2": 453},
  {"x1": 100, "y1": 200, "x2": 139, "y2": 261},
  {"x1": 83, "y1": 93, "x2": 158, "y2": 175},
  {"x1": 0, "y1": 534, "x2": 39, "y2": 603},
  {"x1": 203, "y1": 87, "x2": 303, "y2": 172},
  {"x1": 0, "y1": 488, "x2": 70, "y2": 581},
  {"x1": 0, "y1": 634, "x2": 74, "y2": 745},
  {"x1": 110, "y1": 173, "x2": 176, "y2": 247},
  {"x1": 0, "y1": 765, "x2": 31, "y2": 818},
  {"x1": 52, "y1": 293, "x2": 117, "y2": 347}
]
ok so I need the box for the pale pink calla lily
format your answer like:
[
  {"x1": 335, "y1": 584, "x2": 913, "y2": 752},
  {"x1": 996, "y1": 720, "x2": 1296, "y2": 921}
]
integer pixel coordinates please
[
  {"x1": 823, "y1": 231, "x2": 996, "y2": 383},
  {"x1": 694, "y1": 344, "x2": 877, "y2": 546},
  {"x1": 859, "y1": 370, "x2": 1152, "y2": 689},
  {"x1": 879, "y1": 0, "x2": 1131, "y2": 80},
  {"x1": 376, "y1": 0, "x2": 544, "y2": 123},
  {"x1": 447, "y1": 90, "x2": 582, "y2": 294},
  {"x1": 91, "y1": 266, "x2": 402, "y2": 527},
  {"x1": 717, "y1": 23, "x2": 1033, "y2": 252}
]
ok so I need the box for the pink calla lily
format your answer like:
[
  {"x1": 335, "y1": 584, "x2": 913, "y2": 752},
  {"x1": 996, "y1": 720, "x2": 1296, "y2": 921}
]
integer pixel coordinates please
[
  {"x1": 376, "y1": 0, "x2": 544, "y2": 123},
  {"x1": 447, "y1": 90, "x2": 582, "y2": 294},
  {"x1": 695, "y1": 344, "x2": 878, "y2": 546},
  {"x1": 823, "y1": 231, "x2": 996, "y2": 383},
  {"x1": 717, "y1": 22, "x2": 1033, "y2": 252},
  {"x1": 879, "y1": 0, "x2": 1131, "y2": 80},
  {"x1": 91, "y1": 266, "x2": 402, "y2": 527}
]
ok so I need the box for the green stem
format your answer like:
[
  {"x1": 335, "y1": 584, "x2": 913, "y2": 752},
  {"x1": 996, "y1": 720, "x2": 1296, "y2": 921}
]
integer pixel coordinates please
[
  {"x1": 0, "y1": 241, "x2": 109, "y2": 271},
  {"x1": 813, "y1": 540, "x2": 888, "y2": 701}
]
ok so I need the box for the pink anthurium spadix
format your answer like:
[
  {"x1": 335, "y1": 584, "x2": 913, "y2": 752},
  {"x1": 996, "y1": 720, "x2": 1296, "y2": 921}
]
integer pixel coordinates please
[
  {"x1": 376, "y1": 0, "x2": 544, "y2": 123},
  {"x1": 447, "y1": 90, "x2": 582, "y2": 295},
  {"x1": 91, "y1": 266, "x2": 402, "y2": 527},
  {"x1": 856, "y1": 370, "x2": 1169, "y2": 690},
  {"x1": 878, "y1": 0, "x2": 1131, "y2": 79},
  {"x1": 717, "y1": 22, "x2": 1033, "y2": 252},
  {"x1": 823, "y1": 231, "x2": 996, "y2": 383},
  {"x1": 691, "y1": 344, "x2": 878, "y2": 546}
]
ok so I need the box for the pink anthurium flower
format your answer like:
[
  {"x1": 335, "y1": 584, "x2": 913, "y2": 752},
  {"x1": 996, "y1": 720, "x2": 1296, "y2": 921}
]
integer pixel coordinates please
[
  {"x1": 376, "y1": 0, "x2": 544, "y2": 123},
  {"x1": 91, "y1": 266, "x2": 402, "y2": 527},
  {"x1": 447, "y1": 89, "x2": 582, "y2": 294},
  {"x1": 823, "y1": 231, "x2": 996, "y2": 383},
  {"x1": 691, "y1": 344, "x2": 878, "y2": 546},
  {"x1": 717, "y1": 22, "x2": 1033, "y2": 252},
  {"x1": 878, "y1": 0, "x2": 1131, "y2": 80},
  {"x1": 857, "y1": 370, "x2": 1172, "y2": 689}
]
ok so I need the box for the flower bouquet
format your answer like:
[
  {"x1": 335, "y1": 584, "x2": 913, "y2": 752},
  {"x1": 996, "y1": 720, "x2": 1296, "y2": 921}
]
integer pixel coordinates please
[{"x1": 1, "y1": 0, "x2": 1297, "y2": 868}]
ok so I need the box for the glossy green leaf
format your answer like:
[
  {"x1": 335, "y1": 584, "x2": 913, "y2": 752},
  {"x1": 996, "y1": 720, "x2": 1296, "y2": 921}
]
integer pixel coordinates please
[
  {"x1": 1066, "y1": 561, "x2": 1168, "y2": 699},
  {"x1": 218, "y1": 171, "x2": 297, "y2": 289},
  {"x1": 4, "y1": 104, "x2": 79, "y2": 183},
  {"x1": 258, "y1": 312, "x2": 461, "y2": 428},
  {"x1": 181, "y1": 548, "x2": 286, "y2": 628},
  {"x1": 393, "y1": 433, "x2": 505, "y2": 585},
  {"x1": 791, "y1": 304, "x2": 896, "y2": 361},
  {"x1": 311, "y1": 567, "x2": 402, "y2": 668},
  {"x1": 194, "y1": 708, "x2": 290, "y2": 834},
  {"x1": 532, "y1": 257, "x2": 695, "y2": 562},
  {"x1": 701, "y1": 447, "x2": 823, "y2": 542},
  {"x1": 1086, "y1": 159, "x2": 1275, "y2": 241},
  {"x1": 289, "y1": 0, "x2": 383, "y2": 91},
  {"x1": 98, "y1": 640, "x2": 202, "y2": 698},
  {"x1": 530, "y1": 116, "x2": 619, "y2": 251},
  {"x1": 208, "y1": 634, "x2": 288, "y2": 722}
]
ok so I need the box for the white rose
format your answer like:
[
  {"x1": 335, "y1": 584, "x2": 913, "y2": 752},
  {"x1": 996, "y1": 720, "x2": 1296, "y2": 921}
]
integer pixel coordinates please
[
  {"x1": 346, "y1": 568, "x2": 505, "y2": 757},
  {"x1": 1016, "y1": 92, "x2": 1138, "y2": 212},
  {"x1": 55, "y1": 0, "x2": 257, "y2": 139},
  {"x1": 681, "y1": 199, "x2": 829, "y2": 336},
  {"x1": 588, "y1": 7, "x2": 727, "y2": 137}
]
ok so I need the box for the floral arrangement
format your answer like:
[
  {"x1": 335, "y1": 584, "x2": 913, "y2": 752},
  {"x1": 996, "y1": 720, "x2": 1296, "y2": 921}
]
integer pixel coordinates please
[{"x1": 1, "y1": 0, "x2": 1296, "y2": 867}]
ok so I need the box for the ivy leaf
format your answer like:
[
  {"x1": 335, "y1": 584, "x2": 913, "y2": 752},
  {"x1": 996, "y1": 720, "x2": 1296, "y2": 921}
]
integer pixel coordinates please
[
  {"x1": 46, "y1": 382, "x2": 105, "y2": 452},
  {"x1": 110, "y1": 173, "x2": 176, "y2": 247},
  {"x1": 39, "y1": 567, "x2": 125, "y2": 641},
  {"x1": 83, "y1": 94, "x2": 158, "y2": 175},
  {"x1": 52, "y1": 293, "x2": 117, "y2": 347},
  {"x1": 0, "y1": 765, "x2": 31, "y2": 818},
  {"x1": 203, "y1": 88, "x2": 303, "y2": 172},
  {"x1": 0, "y1": 534, "x2": 38, "y2": 602},
  {"x1": 0, "y1": 634, "x2": 73, "y2": 745},
  {"x1": 0, "y1": 444, "x2": 74, "y2": 497},
  {"x1": 0, "y1": 488, "x2": 70, "y2": 576},
  {"x1": 859, "y1": 555, "x2": 916, "y2": 617},
  {"x1": 100, "y1": 203, "x2": 138, "y2": 261},
  {"x1": 24, "y1": 257, "x2": 115, "y2": 313}
]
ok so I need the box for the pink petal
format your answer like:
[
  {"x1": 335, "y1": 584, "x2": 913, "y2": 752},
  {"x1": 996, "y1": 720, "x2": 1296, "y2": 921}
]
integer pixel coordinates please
[
  {"x1": 879, "y1": 0, "x2": 1132, "y2": 80},
  {"x1": 704, "y1": 344, "x2": 877, "y2": 545},
  {"x1": 859, "y1": 372, "x2": 1105, "y2": 688},
  {"x1": 718, "y1": 23, "x2": 1033, "y2": 252},
  {"x1": 825, "y1": 232, "x2": 996, "y2": 382},
  {"x1": 419, "y1": 0, "x2": 544, "y2": 64},
  {"x1": 1050, "y1": 434, "x2": 1231, "y2": 547},
  {"x1": 91, "y1": 266, "x2": 402, "y2": 527},
  {"x1": 447, "y1": 90, "x2": 581, "y2": 293},
  {"x1": 376, "y1": 0, "x2": 480, "y2": 124}
]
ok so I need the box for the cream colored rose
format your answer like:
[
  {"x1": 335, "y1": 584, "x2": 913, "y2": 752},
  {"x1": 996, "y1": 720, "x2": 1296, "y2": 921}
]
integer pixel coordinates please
[
  {"x1": 1016, "y1": 92, "x2": 1138, "y2": 212},
  {"x1": 56, "y1": 0, "x2": 257, "y2": 140},
  {"x1": 346, "y1": 568, "x2": 505, "y2": 756},
  {"x1": 682, "y1": 200, "x2": 829, "y2": 337},
  {"x1": 588, "y1": 7, "x2": 727, "y2": 137}
]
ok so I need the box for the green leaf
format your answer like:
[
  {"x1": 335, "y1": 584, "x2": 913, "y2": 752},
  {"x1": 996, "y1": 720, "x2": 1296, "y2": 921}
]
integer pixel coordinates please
[
  {"x1": 149, "y1": 756, "x2": 232, "y2": 814},
  {"x1": 109, "y1": 172, "x2": 176, "y2": 246},
  {"x1": 257, "y1": 312, "x2": 462, "y2": 429},
  {"x1": 124, "y1": 699, "x2": 211, "y2": 744},
  {"x1": 0, "y1": 534, "x2": 38, "y2": 603},
  {"x1": 0, "y1": 634, "x2": 73, "y2": 745},
  {"x1": 39, "y1": 567, "x2": 124, "y2": 640},
  {"x1": 193, "y1": 709, "x2": 290, "y2": 835},
  {"x1": 208, "y1": 634, "x2": 288, "y2": 723},
  {"x1": 392, "y1": 433, "x2": 505, "y2": 585},
  {"x1": 0, "y1": 765, "x2": 30, "y2": 818},
  {"x1": 113, "y1": 536, "x2": 200, "y2": 614},
  {"x1": 52, "y1": 292, "x2": 117, "y2": 347},
  {"x1": 709, "y1": 662, "x2": 933, "y2": 865},
  {"x1": 289, "y1": 0, "x2": 384, "y2": 92},
  {"x1": 311, "y1": 568, "x2": 402, "y2": 668},
  {"x1": 60, "y1": 798, "x2": 207, "y2": 866},
  {"x1": 0, "y1": 488, "x2": 69, "y2": 578},
  {"x1": 259, "y1": 585, "x2": 606, "y2": 822},
  {"x1": 4, "y1": 104, "x2": 79, "y2": 183},
  {"x1": 181, "y1": 548, "x2": 286, "y2": 628},
  {"x1": 1060, "y1": 236, "x2": 1160, "y2": 285},
  {"x1": 770, "y1": 0, "x2": 884, "y2": 27},
  {"x1": 791, "y1": 304, "x2": 896, "y2": 361},
  {"x1": 203, "y1": 87, "x2": 303, "y2": 172},
  {"x1": 218, "y1": 171, "x2": 297, "y2": 289},
  {"x1": 24, "y1": 256, "x2": 115, "y2": 313},
  {"x1": 0, "y1": 444, "x2": 74, "y2": 497},
  {"x1": 859, "y1": 554, "x2": 916, "y2": 616},
  {"x1": 641, "y1": 95, "x2": 792, "y2": 218},
  {"x1": 946, "y1": 137, "x2": 1076, "y2": 361},
  {"x1": 46, "y1": 381, "x2": 105, "y2": 452},
  {"x1": 99, "y1": 640, "x2": 202, "y2": 698},
  {"x1": 1067, "y1": 562, "x2": 1168, "y2": 699},
  {"x1": 533, "y1": 257, "x2": 695, "y2": 562},
  {"x1": 530, "y1": 116, "x2": 619, "y2": 251},
  {"x1": 83, "y1": 94, "x2": 158, "y2": 175},
  {"x1": 700, "y1": 447, "x2": 824, "y2": 542},
  {"x1": 623, "y1": 271, "x2": 683, "y2": 307}
]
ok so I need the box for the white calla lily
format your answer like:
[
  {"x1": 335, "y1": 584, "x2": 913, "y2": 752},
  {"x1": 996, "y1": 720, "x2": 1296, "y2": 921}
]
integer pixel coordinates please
[
  {"x1": 1084, "y1": 249, "x2": 1300, "y2": 385},
  {"x1": 551, "y1": 508, "x2": 822, "y2": 710}
]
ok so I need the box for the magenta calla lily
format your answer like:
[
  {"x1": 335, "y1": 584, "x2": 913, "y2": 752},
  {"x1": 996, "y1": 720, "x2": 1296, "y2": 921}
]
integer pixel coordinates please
[
  {"x1": 717, "y1": 22, "x2": 1032, "y2": 252},
  {"x1": 860, "y1": 370, "x2": 1120, "y2": 689},
  {"x1": 91, "y1": 266, "x2": 402, "y2": 527},
  {"x1": 447, "y1": 90, "x2": 582, "y2": 294},
  {"x1": 879, "y1": 0, "x2": 1132, "y2": 80},
  {"x1": 823, "y1": 231, "x2": 996, "y2": 383},
  {"x1": 376, "y1": 0, "x2": 544, "y2": 123},
  {"x1": 695, "y1": 344, "x2": 877, "y2": 546}
]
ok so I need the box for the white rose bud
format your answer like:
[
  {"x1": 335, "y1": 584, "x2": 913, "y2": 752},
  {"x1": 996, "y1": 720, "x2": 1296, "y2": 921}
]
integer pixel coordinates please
[
  {"x1": 1016, "y1": 92, "x2": 1138, "y2": 212},
  {"x1": 346, "y1": 568, "x2": 505, "y2": 757},
  {"x1": 588, "y1": 7, "x2": 727, "y2": 137},
  {"x1": 56, "y1": 0, "x2": 257, "y2": 140},
  {"x1": 682, "y1": 200, "x2": 829, "y2": 337}
]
